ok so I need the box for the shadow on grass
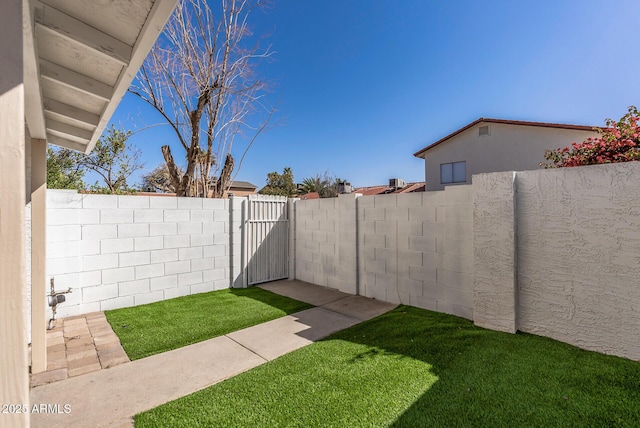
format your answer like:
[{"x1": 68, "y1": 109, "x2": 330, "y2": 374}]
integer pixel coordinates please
[
  {"x1": 227, "y1": 287, "x2": 313, "y2": 313},
  {"x1": 106, "y1": 287, "x2": 312, "y2": 360},
  {"x1": 329, "y1": 306, "x2": 640, "y2": 427},
  {"x1": 135, "y1": 304, "x2": 640, "y2": 427}
]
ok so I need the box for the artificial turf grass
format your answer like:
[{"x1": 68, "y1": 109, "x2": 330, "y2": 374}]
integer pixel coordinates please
[
  {"x1": 105, "y1": 287, "x2": 313, "y2": 360},
  {"x1": 135, "y1": 305, "x2": 640, "y2": 428}
]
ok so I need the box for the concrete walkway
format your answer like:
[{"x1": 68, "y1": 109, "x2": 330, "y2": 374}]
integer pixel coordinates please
[{"x1": 30, "y1": 280, "x2": 396, "y2": 427}]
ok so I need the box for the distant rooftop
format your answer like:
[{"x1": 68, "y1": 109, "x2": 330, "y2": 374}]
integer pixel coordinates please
[
  {"x1": 353, "y1": 182, "x2": 425, "y2": 196},
  {"x1": 230, "y1": 181, "x2": 257, "y2": 190},
  {"x1": 298, "y1": 192, "x2": 320, "y2": 200}
]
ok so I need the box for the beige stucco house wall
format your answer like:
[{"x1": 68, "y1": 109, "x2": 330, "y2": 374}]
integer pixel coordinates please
[{"x1": 414, "y1": 118, "x2": 598, "y2": 191}]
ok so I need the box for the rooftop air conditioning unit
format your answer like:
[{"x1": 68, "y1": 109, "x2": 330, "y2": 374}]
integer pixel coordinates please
[
  {"x1": 337, "y1": 181, "x2": 352, "y2": 194},
  {"x1": 389, "y1": 178, "x2": 406, "y2": 189}
]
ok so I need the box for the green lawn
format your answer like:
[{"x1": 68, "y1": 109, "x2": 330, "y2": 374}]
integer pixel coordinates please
[
  {"x1": 135, "y1": 305, "x2": 640, "y2": 427},
  {"x1": 105, "y1": 287, "x2": 312, "y2": 360}
]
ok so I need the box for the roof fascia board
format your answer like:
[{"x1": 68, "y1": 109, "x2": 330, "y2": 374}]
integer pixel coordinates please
[
  {"x1": 413, "y1": 118, "x2": 597, "y2": 158},
  {"x1": 46, "y1": 134, "x2": 89, "y2": 151},
  {"x1": 85, "y1": 0, "x2": 178, "y2": 154},
  {"x1": 413, "y1": 119, "x2": 482, "y2": 158},
  {"x1": 23, "y1": 0, "x2": 47, "y2": 139}
]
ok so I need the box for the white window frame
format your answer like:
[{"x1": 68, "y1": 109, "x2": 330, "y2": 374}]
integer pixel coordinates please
[{"x1": 440, "y1": 161, "x2": 466, "y2": 184}]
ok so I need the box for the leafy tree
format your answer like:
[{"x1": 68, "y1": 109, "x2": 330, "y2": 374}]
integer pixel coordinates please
[
  {"x1": 259, "y1": 167, "x2": 297, "y2": 197},
  {"x1": 81, "y1": 125, "x2": 143, "y2": 194},
  {"x1": 299, "y1": 172, "x2": 342, "y2": 198},
  {"x1": 298, "y1": 177, "x2": 319, "y2": 195},
  {"x1": 130, "y1": 0, "x2": 273, "y2": 197},
  {"x1": 46, "y1": 147, "x2": 85, "y2": 189},
  {"x1": 543, "y1": 105, "x2": 640, "y2": 168},
  {"x1": 140, "y1": 163, "x2": 184, "y2": 193}
]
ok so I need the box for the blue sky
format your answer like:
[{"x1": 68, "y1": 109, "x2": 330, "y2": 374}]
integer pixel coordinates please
[{"x1": 108, "y1": 0, "x2": 640, "y2": 190}]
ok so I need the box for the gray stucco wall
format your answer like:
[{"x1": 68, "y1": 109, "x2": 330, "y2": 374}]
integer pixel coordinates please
[
  {"x1": 473, "y1": 172, "x2": 517, "y2": 333},
  {"x1": 515, "y1": 162, "x2": 640, "y2": 359}
]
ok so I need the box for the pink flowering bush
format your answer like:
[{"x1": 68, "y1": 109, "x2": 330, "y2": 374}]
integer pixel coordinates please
[{"x1": 542, "y1": 105, "x2": 640, "y2": 168}]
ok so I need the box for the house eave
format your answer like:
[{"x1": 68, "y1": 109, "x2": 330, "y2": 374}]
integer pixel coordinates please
[
  {"x1": 23, "y1": 0, "x2": 178, "y2": 154},
  {"x1": 413, "y1": 117, "x2": 598, "y2": 158}
]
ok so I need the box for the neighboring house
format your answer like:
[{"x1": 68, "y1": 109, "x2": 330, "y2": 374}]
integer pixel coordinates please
[
  {"x1": 224, "y1": 181, "x2": 258, "y2": 198},
  {"x1": 139, "y1": 181, "x2": 258, "y2": 198},
  {"x1": 298, "y1": 191, "x2": 320, "y2": 200},
  {"x1": 296, "y1": 179, "x2": 424, "y2": 199},
  {"x1": 353, "y1": 179, "x2": 425, "y2": 196},
  {"x1": 414, "y1": 118, "x2": 598, "y2": 191}
]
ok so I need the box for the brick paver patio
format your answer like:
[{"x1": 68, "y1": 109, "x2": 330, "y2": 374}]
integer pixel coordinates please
[{"x1": 31, "y1": 312, "x2": 129, "y2": 388}]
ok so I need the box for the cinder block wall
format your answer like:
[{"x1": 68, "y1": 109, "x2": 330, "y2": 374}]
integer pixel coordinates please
[
  {"x1": 293, "y1": 163, "x2": 640, "y2": 361},
  {"x1": 294, "y1": 187, "x2": 474, "y2": 319},
  {"x1": 294, "y1": 196, "x2": 358, "y2": 294},
  {"x1": 46, "y1": 190, "x2": 232, "y2": 317},
  {"x1": 357, "y1": 187, "x2": 474, "y2": 318},
  {"x1": 39, "y1": 161, "x2": 640, "y2": 361},
  {"x1": 515, "y1": 162, "x2": 640, "y2": 360}
]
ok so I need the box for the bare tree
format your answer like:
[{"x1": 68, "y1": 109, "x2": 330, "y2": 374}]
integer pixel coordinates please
[
  {"x1": 140, "y1": 163, "x2": 184, "y2": 193},
  {"x1": 194, "y1": 147, "x2": 214, "y2": 197},
  {"x1": 130, "y1": 0, "x2": 273, "y2": 197}
]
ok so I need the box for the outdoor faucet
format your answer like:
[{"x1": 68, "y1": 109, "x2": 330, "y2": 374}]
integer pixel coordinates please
[{"x1": 47, "y1": 277, "x2": 72, "y2": 330}]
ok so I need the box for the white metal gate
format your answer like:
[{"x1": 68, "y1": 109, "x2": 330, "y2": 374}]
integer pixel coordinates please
[{"x1": 245, "y1": 195, "x2": 289, "y2": 285}]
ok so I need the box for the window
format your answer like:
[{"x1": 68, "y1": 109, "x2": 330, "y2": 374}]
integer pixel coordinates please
[{"x1": 440, "y1": 161, "x2": 466, "y2": 184}]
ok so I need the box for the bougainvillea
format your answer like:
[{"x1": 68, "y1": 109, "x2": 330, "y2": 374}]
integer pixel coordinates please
[{"x1": 542, "y1": 105, "x2": 640, "y2": 168}]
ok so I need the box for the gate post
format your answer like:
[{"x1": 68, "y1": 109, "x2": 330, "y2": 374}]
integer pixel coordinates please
[
  {"x1": 288, "y1": 198, "x2": 297, "y2": 280},
  {"x1": 241, "y1": 196, "x2": 249, "y2": 287},
  {"x1": 229, "y1": 195, "x2": 248, "y2": 288}
]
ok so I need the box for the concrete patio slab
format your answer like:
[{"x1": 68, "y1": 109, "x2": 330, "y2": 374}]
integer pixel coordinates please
[
  {"x1": 227, "y1": 307, "x2": 360, "y2": 361},
  {"x1": 259, "y1": 280, "x2": 350, "y2": 306},
  {"x1": 321, "y1": 295, "x2": 397, "y2": 321},
  {"x1": 31, "y1": 335, "x2": 266, "y2": 428}
]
